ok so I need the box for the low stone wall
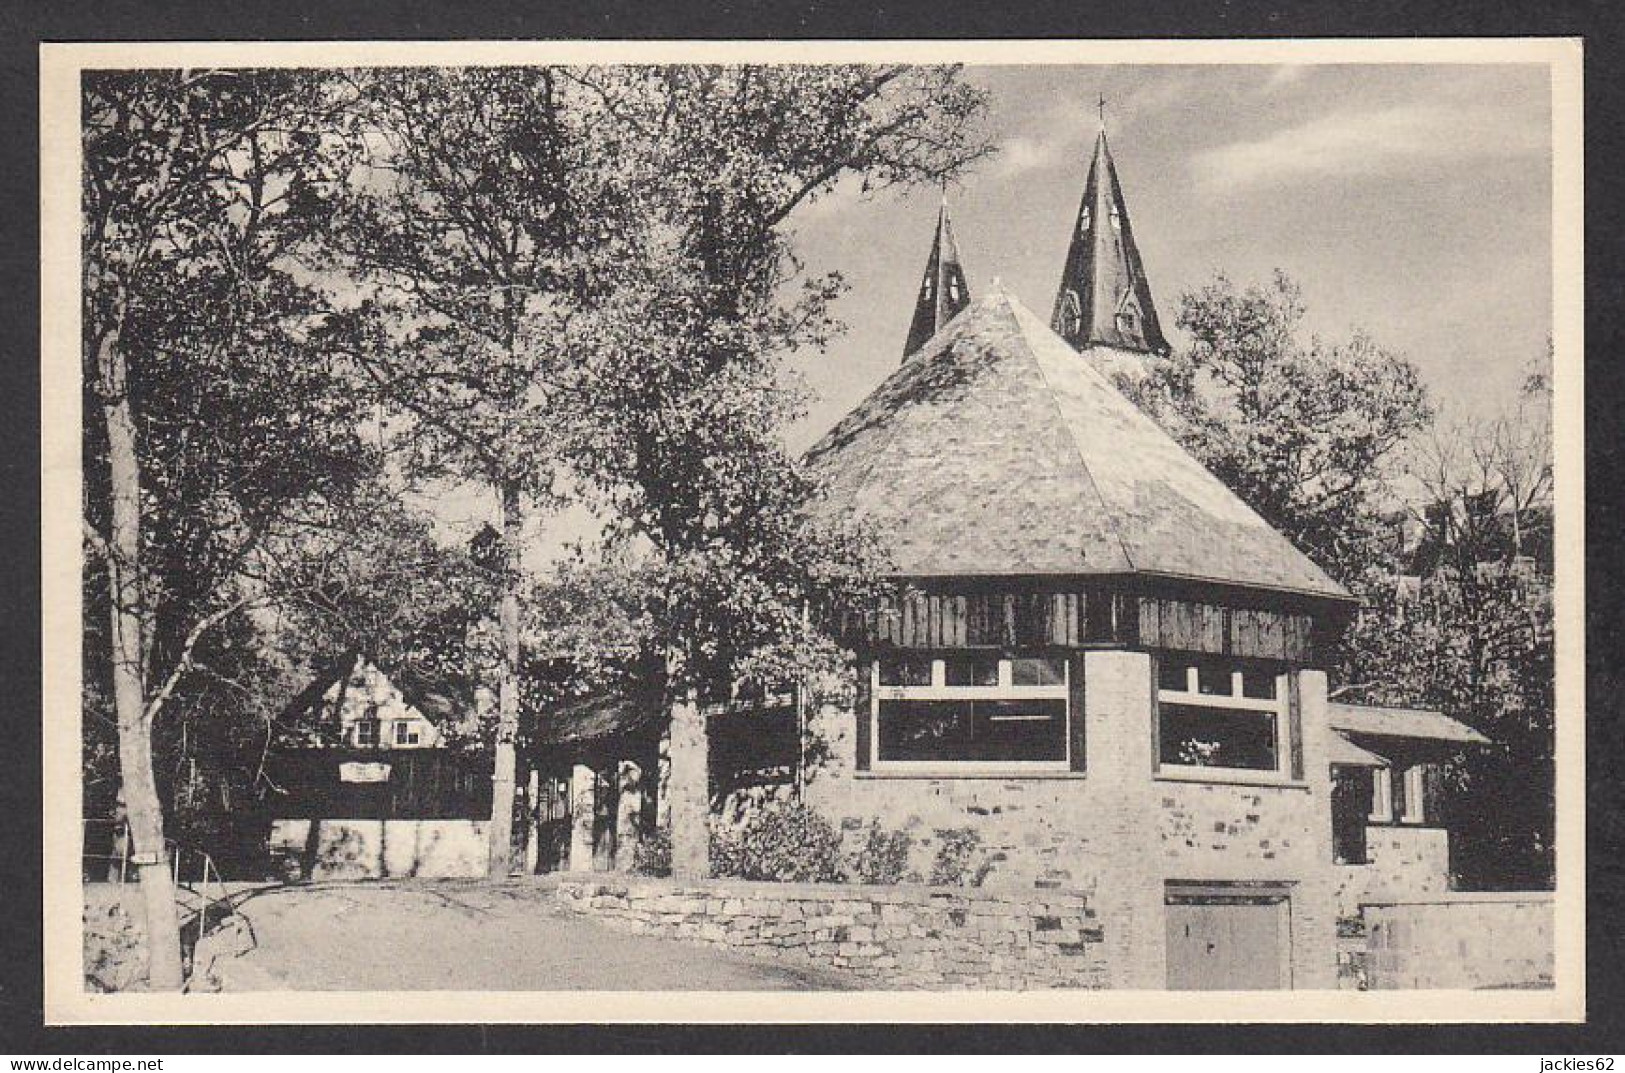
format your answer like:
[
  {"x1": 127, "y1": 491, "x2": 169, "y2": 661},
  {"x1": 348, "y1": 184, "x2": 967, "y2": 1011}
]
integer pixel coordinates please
[
  {"x1": 553, "y1": 876, "x2": 1107, "y2": 989},
  {"x1": 1363, "y1": 892, "x2": 1554, "y2": 990},
  {"x1": 269, "y1": 818, "x2": 488, "y2": 879},
  {"x1": 1335, "y1": 825, "x2": 1452, "y2": 919}
]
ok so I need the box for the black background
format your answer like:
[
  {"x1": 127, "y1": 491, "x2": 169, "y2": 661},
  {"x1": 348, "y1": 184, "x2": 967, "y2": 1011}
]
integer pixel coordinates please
[{"x1": 3, "y1": 0, "x2": 1622, "y2": 1054}]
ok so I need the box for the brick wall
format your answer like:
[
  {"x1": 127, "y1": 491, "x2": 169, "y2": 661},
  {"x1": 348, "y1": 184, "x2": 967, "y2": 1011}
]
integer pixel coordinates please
[
  {"x1": 1363, "y1": 894, "x2": 1554, "y2": 989},
  {"x1": 553, "y1": 876, "x2": 1107, "y2": 989},
  {"x1": 1334, "y1": 824, "x2": 1452, "y2": 919}
]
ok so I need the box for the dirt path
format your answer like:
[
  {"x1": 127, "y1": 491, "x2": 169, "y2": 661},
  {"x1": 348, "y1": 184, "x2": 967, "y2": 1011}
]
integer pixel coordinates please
[{"x1": 209, "y1": 878, "x2": 850, "y2": 991}]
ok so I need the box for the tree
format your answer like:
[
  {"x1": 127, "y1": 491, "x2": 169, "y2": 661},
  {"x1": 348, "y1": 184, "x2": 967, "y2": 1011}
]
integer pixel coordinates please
[
  {"x1": 83, "y1": 69, "x2": 370, "y2": 987},
  {"x1": 1126, "y1": 270, "x2": 1433, "y2": 586},
  {"x1": 1337, "y1": 366, "x2": 1555, "y2": 887},
  {"x1": 319, "y1": 67, "x2": 620, "y2": 874},
  {"x1": 556, "y1": 65, "x2": 992, "y2": 877}
]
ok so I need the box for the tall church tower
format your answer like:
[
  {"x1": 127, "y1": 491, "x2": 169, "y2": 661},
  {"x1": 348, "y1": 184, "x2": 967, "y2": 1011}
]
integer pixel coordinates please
[
  {"x1": 1050, "y1": 123, "x2": 1168, "y2": 357},
  {"x1": 902, "y1": 195, "x2": 971, "y2": 360}
]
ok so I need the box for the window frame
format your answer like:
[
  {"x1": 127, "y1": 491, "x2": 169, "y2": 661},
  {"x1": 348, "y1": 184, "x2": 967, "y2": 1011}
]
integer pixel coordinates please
[
  {"x1": 870, "y1": 654, "x2": 1072, "y2": 774},
  {"x1": 1155, "y1": 659, "x2": 1292, "y2": 781},
  {"x1": 354, "y1": 718, "x2": 380, "y2": 748}
]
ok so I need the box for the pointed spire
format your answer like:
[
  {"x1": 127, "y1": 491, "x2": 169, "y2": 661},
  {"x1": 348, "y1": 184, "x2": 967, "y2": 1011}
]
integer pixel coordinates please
[
  {"x1": 902, "y1": 191, "x2": 971, "y2": 360},
  {"x1": 1050, "y1": 116, "x2": 1168, "y2": 356}
]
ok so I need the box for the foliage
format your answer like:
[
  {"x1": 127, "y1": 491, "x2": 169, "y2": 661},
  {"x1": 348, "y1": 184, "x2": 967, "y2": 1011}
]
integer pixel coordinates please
[
  {"x1": 1124, "y1": 270, "x2": 1433, "y2": 587},
  {"x1": 928, "y1": 826, "x2": 993, "y2": 887},
  {"x1": 1336, "y1": 372, "x2": 1555, "y2": 888},
  {"x1": 709, "y1": 801, "x2": 846, "y2": 883},
  {"x1": 553, "y1": 65, "x2": 991, "y2": 701},
  {"x1": 631, "y1": 828, "x2": 673, "y2": 878},
  {"x1": 848, "y1": 820, "x2": 915, "y2": 885}
]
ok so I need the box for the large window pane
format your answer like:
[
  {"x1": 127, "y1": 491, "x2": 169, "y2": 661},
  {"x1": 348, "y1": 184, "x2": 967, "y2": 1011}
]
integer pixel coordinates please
[
  {"x1": 1158, "y1": 703, "x2": 1277, "y2": 770},
  {"x1": 975, "y1": 699, "x2": 1067, "y2": 761}
]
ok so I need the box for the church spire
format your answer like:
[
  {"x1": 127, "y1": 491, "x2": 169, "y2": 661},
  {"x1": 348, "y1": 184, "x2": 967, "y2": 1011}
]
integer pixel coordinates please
[
  {"x1": 1050, "y1": 115, "x2": 1168, "y2": 356},
  {"x1": 902, "y1": 193, "x2": 971, "y2": 360}
]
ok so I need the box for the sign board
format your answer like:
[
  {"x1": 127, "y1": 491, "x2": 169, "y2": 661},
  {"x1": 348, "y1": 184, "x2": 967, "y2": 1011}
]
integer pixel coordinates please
[{"x1": 339, "y1": 761, "x2": 391, "y2": 784}]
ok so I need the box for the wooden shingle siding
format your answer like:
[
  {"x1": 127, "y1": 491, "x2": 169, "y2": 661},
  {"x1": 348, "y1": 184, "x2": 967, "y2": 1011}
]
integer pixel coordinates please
[{"x1": 843, "y1": 587, "x2": 1318, "y2": 663}]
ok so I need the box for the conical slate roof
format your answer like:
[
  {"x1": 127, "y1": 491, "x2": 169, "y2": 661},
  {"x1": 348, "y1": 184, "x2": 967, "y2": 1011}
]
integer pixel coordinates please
[
  {"x1": 902, "y1": 199, "x2": 971, "y2": 360},
  {"x1": 1051, "y1": 130, "x2": 1168, "y2": 355},
  {"x1": 805, "y1": 290, "x2": 1348, "y2": 601}
]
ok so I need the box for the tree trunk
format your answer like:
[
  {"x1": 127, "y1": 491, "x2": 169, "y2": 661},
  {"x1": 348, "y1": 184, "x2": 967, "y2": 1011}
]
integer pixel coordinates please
[
  {"x1": 98, "y1": 325, "x2": 184, "y2": 990},
  {"x1": 666, "y1": 677, "x2": 709, "y2": 880},
  {"x1": 486, "y1": 480, "x2": 522, "y2": 876}
]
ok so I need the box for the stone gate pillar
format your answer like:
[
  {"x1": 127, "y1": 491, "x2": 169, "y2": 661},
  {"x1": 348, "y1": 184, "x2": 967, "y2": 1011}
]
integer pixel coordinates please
[{"x1": 568, "y1": 762, "x2": 596, "y2": 873}]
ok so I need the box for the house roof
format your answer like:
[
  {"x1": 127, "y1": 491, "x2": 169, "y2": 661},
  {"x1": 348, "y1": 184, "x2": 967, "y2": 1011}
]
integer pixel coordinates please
[
  {"x1": 804, "y1": 289, "x2": 1349, "y2": 600},
  {"x1": 1327, "y1": 731, "x2": 1389, "y2": 767},
  {"x1": 1328, "y1": 701, "x2": 1490, "y2": 745}
]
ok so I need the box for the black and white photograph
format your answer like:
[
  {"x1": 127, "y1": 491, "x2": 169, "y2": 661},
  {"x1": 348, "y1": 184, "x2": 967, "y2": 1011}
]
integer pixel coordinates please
[{"x1": 39, "y1": 38, "x2": 1584, "y2": 1024}]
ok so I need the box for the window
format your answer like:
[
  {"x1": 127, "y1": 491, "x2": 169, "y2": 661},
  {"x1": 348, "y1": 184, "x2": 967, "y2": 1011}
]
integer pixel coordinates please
[
  {"x1": 872, "y1": 654, "x2": 1070, "y2": 769},
  {"x1": 1157, "y1": 658, "x2": 1289, "y2": 775},
  {"x1": 354, "y1": 718, "x2": 380, "y2": 747},
  {"x1": 394, "y1": 721, "x2": 420, "y2": 746}
]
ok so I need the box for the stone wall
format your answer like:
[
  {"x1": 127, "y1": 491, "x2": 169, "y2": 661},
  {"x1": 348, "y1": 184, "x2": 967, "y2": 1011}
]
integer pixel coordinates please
[
  {"x1": 553, "y1": 876, "x2": 1107, "y2": 990},
  {"x1": 801, "y1": 656, "x2": 1339, "y2": 988},
  {"x1": 1334, "y1": 824, "x2": 1452, "y2": 919},
  {"x1": 269, "y1": 818, "x2": 487, "y2": 879},
  {"x1": 1362, "y1": 893, "x2": 1554, "y2": 990}
]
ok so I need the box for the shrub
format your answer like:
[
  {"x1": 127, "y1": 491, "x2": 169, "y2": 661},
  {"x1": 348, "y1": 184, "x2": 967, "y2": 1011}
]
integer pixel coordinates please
[
  {"x1": 849, "y1": 819, "x2": 914, "y2": 885},
  {"x1": 929, "y1": 826, "x2": 994, "y2": 887},
  {"x1": 709, "y1": 801, "x2": 845, "y2": 883},
  {"x1": 631, "y1": 829, "x2": 671, "y2": 877}
]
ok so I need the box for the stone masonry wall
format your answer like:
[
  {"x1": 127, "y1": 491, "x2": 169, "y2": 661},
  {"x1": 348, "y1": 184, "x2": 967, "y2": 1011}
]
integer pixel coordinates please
[
  {"x1": 1335, "y1": 825, "x2": 1452, "y2": 919},
  {"x1": 1363, "y1": 894, "x2": 1554, "y2": 989},
  {"x1": 553, "y1": 876, "x2": 1107, "y2": 989},
  {"x1": 800, "y1": 655, "x2": 1339, "y2": 989}
]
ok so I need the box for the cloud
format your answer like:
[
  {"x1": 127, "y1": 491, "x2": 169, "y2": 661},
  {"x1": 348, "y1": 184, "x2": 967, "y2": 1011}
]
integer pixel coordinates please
[
  {"x1": 989, "y1": 135, "x2": 1065, "y2": 179},
  {"x1": 1191, "y1": 100, "x2": 1548, "y2": 192}
]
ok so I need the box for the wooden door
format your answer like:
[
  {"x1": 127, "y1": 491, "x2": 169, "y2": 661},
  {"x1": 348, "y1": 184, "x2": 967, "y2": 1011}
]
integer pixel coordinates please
[{"x1": 1165, "y1": 898, "x2": 1288, "y2": 990}]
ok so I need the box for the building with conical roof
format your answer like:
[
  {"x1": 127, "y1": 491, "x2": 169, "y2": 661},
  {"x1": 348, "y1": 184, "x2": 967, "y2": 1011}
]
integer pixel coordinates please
[
  {"x1": 789, "y1": 121, "x2": 1488, "y2": 991},
  {"x1": 528, "y1": 113, "x2": 1503, "y2": 994}
]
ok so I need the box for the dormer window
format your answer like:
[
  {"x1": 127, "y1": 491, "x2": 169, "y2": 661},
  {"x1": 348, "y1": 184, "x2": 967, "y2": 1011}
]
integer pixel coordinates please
[
  {"x1": 1078, "y1": 206, "x2": 1091, "y2": 235},
  {"x1": 1109, "y1": 203, "x2": 1122, "y2": 232}
]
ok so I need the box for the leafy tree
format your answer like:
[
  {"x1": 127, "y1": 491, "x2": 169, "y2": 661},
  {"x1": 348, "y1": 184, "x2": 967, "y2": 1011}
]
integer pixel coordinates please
[
  {"x1": 1337, "y1": 369, "x2": 1555, "y2": 887},
  {"x1": 82, "y1": 68, "x2": 374, "y2": 986},
  {"x1": 1125, "y1": 270, "x2": 1433, "y2": 586},
  {"x1": 316, "y1": 67, "x2": 621, "y2": 874},
  {"x1": 554, "y1": 65, "x2": 992, "y2": 876}
]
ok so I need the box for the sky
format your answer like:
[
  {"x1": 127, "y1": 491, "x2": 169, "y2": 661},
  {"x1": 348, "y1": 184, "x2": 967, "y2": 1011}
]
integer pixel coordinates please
[
  {"x1": 783, "y1": 62, "x2": 1552, "y2": 450},
  {"x1": 433, "y1": 63, "x2": 1554, "y2": 565}
]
